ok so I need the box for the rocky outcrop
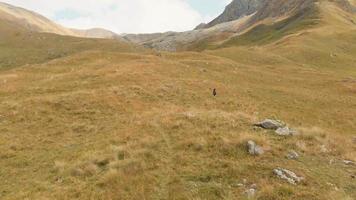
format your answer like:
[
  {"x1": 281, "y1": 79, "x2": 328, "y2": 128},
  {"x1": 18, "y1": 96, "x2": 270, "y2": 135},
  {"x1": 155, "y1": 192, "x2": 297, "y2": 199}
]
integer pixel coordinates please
[
  {"x1": 198, "y1": 0, "x2": 265, "y2": 29},
  {"x1": 125, "y1": 0, "x2": 355, "y2": 51},
  {"x1": 255, "y1": 119, "x2": 298, "y2": 136}
]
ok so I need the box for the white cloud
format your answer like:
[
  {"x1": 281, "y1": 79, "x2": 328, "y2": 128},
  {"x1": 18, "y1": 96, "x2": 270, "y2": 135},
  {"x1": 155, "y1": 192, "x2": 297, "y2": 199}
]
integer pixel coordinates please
[{"x1": 2, "y1": 0, "x2": 210, "y2": 33}]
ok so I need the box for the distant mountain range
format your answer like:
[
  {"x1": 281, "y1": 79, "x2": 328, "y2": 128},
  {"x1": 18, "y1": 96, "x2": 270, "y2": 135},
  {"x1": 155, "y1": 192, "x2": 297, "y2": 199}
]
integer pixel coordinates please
[{"x1": 0, "y1": 0, "x2": 355, "y2": 52}]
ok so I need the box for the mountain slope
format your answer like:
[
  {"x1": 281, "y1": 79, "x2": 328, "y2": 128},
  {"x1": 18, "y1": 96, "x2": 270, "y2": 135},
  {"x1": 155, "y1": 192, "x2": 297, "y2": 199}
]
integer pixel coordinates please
[
  {"x1": 219, "y1": 0, "x2": 355, "y2": 47},
  {"x1": 0, "y1": 2, "x2": 120, "y2": 39},
  {"x1": 0, "y1": 2, "x2": 73, "y2": 35},
  {"x1": 0, "y1": 8, "x2": 149, "y2": 69},
  {"x1": 196, "y1": 0, "x2": 265, "y2": 29},
  {"x1": 125, "y1": 0, "x2": 356, "y2": 52},
  {"x1": 0, "y1": 1, "x2": 356, "y2": 200},
  {"x1": 1, "y1": 30, "x2": 356, "y2": 200}
]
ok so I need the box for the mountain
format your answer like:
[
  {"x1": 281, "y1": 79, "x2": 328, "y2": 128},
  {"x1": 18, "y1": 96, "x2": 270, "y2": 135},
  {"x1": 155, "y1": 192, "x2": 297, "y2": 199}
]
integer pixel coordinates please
[
  {"x1": 0, "y1": 2, "x2": 148, "y2": 69},
  {"x1": 196, "y1": 0, "x2": 265, "y2": 29},
  {"x1": 0, "y1": 2, "x2": 120, "y2": 39},
  {"x1": 125, "y1": 0, "x2": 356, "y2": 51}
]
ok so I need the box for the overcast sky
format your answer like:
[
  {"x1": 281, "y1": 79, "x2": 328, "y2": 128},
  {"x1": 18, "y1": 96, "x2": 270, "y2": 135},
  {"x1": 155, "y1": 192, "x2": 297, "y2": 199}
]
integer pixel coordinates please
[{"x1": 2, "y1": 0, "x2": 232, "y2": 33}]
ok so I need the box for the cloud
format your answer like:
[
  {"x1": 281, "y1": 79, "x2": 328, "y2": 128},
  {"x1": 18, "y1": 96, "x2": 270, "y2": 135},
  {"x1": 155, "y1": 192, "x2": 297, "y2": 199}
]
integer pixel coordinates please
[{"x1": 2, "y1": 0, "x2": 218, "y2": 33}]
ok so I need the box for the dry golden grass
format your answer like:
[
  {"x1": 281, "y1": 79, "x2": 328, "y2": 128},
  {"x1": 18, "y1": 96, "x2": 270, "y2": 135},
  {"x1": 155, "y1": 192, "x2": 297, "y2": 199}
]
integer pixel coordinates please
[
  {"x1": 0, "y1": 44, "x2": 355, "y2": 199},
  {"x1": 0, "y1": 2, "x2": 356, "y2": 198}
]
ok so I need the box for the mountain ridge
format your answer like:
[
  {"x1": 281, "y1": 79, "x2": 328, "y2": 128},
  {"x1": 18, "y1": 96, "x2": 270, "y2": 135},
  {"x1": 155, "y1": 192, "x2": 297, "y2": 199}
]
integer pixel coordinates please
[
  {"x1": 125, "y1": 0, "x2": 356, "y2": 51},
  {"x1": 0, "y1": 2, "x2": 121, "y2": 39},
  {"x1": 196, "y1": 0, "x2": 265, "y2": 29}
]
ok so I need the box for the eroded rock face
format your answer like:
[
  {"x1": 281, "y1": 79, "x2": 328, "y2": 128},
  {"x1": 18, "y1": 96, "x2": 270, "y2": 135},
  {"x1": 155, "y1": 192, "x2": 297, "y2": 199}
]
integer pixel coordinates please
[
  {"x1": 200, "y1": 0, "x2": 265, "y2": 29},
  {"x1": 274, "y1": 168, "x2": 304, "y2": 185}
]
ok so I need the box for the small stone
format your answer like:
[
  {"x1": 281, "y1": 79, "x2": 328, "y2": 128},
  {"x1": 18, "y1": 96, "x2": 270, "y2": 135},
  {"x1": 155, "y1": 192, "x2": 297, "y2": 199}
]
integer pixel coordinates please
[
  {"x1": 320, "y1": 145, "x2": 329, "y2": 153},
  {"x1": 247, "y1": 140, "x2": 264, "y2": 156},
  {"x1": 231, "y1": 182, "x2": 244, "y2": 187},
  {"x1": 286, "y1": 150, "x2": 299, "y2": 160},
  {"x1": 343, "y1": 160, "x2": 355, "y2": 166},
  {"x1": 275, "y1": 127, "x2": 297, "y2": 136},
  {"x1": 274, "y1": 168, "x2": 304, "y2": 185},
  {"x1": 244, "y1": 188, "x2": 256, "y2": 199},
  {"x1": 255, "y1": 119, "x2": 284, "y2": 130}
]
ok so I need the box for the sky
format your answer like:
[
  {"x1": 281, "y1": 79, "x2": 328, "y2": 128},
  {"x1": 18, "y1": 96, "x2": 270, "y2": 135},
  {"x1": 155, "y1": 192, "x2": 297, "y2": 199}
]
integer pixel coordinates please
[{"x1": 2, "y1": 0, "x2": 232, "y2": 33}]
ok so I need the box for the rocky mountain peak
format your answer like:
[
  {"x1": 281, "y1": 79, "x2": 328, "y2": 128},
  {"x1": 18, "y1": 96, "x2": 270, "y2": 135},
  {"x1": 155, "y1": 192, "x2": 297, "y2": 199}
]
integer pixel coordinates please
[{"x1": 196, "y1": 0, "x2": 265, "y2": 29}]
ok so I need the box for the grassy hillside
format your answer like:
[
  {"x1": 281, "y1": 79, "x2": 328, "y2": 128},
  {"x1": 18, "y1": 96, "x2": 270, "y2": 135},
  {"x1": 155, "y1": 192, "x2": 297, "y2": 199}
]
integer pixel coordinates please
[
  {"x1": 220, "y1": 7, "x2": 319, "y2": 47},
  {"x1": 0, "y1": 46, "x2": 355, "y2": 200},
  {"x1": 0, "y1": 20, "x2": 146, "y2": 70},
  {"x1": 0, "y1": 1, "x2": 356, "y2": 200}
]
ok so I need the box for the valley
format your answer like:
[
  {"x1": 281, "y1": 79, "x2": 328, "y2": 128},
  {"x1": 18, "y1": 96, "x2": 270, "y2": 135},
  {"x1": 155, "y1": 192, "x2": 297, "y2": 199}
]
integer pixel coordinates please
[{"x1": 0, "y1": 0, "x2": 355, "y2": 199}]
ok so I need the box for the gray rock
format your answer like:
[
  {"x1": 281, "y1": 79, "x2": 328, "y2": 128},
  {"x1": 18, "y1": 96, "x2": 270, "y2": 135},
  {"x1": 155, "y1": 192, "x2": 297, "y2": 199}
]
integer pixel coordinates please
[
  {"x1": 255, "y1": 119, "x2": 284, "y2": 130},
  {"x1": 275, "y1": 127, "x2": 298, "y2": 136},
  {"x1": 343, "y1": 160, "x2": 355, "y2": 166},
  {"x1": 273, "y1": 168, "x2": 304, "y2": 185},
  {"x1": 204, "y1": 0, "x2": 264, "y2": 29},
  {"x1": 247, "y1": 140, "x2": 264, "y2": 156},
  {"x1": 286, "y1": 150, "x2": 299, "y2": 160}
]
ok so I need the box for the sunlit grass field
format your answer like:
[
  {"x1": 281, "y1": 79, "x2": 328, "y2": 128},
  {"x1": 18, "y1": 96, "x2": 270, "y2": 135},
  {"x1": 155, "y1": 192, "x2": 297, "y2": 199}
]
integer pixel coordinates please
[{"x1": 0, "y1": 1, "x2": 356, "y2": 199}]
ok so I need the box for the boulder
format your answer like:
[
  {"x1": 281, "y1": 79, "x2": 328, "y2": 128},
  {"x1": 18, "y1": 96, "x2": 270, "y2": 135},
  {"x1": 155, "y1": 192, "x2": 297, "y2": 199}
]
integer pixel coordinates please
[
  {"x1": 255, "y1": 119, "x2": 284, "y2": 130},
  {"x1": 247, "y1": 140, "x2": 264, "y2": 156},
  {"x1": 273, "y1": 168, "x2": 304, "y2": 185}
]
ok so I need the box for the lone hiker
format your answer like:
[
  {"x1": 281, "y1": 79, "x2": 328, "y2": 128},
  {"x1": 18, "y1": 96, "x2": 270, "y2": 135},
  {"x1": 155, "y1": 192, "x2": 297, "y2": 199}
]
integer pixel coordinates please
[{"x1": 213, "y1": 88, "x2": 217, "y2": 96}]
